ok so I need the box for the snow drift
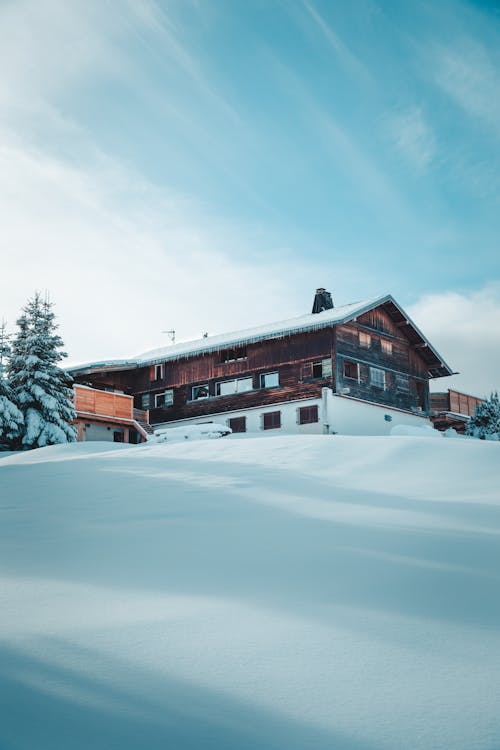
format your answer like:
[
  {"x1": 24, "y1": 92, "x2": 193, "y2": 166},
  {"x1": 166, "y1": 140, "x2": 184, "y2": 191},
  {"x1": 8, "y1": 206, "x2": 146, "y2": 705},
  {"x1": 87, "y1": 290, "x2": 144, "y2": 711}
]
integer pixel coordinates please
[{"x1": 1, "y1": 435, "x2": 500, "y2": 750}]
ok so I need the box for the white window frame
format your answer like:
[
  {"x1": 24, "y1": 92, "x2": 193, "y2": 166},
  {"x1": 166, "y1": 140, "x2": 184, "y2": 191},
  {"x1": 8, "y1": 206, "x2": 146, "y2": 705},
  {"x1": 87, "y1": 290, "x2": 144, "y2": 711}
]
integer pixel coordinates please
[
  {"x1": 259, "y1": 372, "x2": 279, "y2": 389},
  {"x1": 370, "y1": 367, "x2": 386, "y2": 390},
  {"x1": 155, "y1": 390, "x2": 174, "y2": 408},
  {"x1": 192, "y1": 384, "x2": 209, "y2": 400},
  {"x1": 154, "y1": 363, "x2": 164, "y2": 380},
  {"x1": 216, "y1": 377, "x2": 253, "y2": 396}
]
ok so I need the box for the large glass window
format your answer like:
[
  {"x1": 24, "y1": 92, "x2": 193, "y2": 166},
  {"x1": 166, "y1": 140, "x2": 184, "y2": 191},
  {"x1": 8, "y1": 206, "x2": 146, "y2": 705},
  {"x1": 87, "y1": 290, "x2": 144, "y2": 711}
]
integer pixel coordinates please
[
  {"x1": 216, "y1": 377, "x2": 253, "y2": 396},
  {"x1": 260, "y1": 372, "x2": 279, "y2": 388}
]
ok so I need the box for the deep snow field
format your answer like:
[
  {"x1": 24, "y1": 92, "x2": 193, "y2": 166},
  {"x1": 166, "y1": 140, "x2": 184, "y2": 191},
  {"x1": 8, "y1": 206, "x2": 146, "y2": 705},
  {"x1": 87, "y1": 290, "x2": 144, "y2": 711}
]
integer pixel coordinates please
[{"x1": 1, "y1": 434, "x2": 500, "y2": 750}]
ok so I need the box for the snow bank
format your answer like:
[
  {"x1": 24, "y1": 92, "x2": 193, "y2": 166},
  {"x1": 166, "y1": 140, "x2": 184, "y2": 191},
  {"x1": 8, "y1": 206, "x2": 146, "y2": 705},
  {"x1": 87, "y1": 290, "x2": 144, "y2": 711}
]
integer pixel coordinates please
[
  {"x1": 1, "y1": 435, "x2": 500, "y2": 750},
  {"x1": 390, "y1": 423, "x2": 441, "y2": 438},
  {"x1": 153, "y1": 422, "x2": 231, "y2": 442}
]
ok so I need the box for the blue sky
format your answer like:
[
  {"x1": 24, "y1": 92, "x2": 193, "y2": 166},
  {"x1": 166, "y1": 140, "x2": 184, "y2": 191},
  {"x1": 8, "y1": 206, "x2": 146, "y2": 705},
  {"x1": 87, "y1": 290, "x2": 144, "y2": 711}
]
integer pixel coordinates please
[{"x1": 0, "y1": 0, "x2": 499, "y2": 393}]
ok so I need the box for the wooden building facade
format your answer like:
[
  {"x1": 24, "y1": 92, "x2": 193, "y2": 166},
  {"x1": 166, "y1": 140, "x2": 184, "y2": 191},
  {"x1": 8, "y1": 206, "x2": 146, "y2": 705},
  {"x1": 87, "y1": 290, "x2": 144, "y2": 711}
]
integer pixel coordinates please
[
  {"x1": 430, "y1": 389, "x2": 484, "y2": 433},
  {"x1": 70, "y1": 293, "x2": 454, "y2": 437},
  {"x1": 73, "y1": 385, "x2": 151, "y2": 444}
]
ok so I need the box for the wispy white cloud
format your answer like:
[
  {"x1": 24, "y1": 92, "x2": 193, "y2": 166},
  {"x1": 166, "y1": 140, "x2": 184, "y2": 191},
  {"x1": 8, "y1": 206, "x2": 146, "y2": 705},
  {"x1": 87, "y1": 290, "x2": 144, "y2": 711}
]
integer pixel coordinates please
[
  {"x1": 0, "y1": 121, "x2": 332, "y2": 364},
  {"x1": 430, "y1": 37, "x2": 500, "y2": 138},
  {"x1": 264, "y1": 56, "x2": 417, "y2": 227},
  {"x1": 300, "y1": 0, "x2": 371, "y2": 83},
  {"x1": 384, "y1": 106, "x2": 436, "y2": 171},
  {"x1": 0, "y1": 0, "x2": 332, "y2": 362},
  {"x1": 409, "y1": 284, "x2": 500, "y2": 397}
]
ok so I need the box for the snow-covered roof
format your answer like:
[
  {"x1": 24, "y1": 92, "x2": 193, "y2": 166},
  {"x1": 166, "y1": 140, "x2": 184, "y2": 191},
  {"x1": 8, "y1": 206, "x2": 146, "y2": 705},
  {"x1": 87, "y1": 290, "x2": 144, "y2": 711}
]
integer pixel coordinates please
[{"x1": 69, "y1": 294, "x2": 454, "y2": 378}]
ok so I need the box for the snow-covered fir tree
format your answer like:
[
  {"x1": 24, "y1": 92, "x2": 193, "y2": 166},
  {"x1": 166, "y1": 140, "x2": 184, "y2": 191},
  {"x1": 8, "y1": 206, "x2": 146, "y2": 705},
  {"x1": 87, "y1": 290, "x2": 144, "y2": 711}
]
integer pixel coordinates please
[
  {"x1": 466, "y1": 392, "x2": 500, "y2": 441},
  {"x1": 0, "y1": 320, "x2": 24, "y2": 449},
  {"x1": 8, "y1": 293, "x2": 77, "y2": 449}
]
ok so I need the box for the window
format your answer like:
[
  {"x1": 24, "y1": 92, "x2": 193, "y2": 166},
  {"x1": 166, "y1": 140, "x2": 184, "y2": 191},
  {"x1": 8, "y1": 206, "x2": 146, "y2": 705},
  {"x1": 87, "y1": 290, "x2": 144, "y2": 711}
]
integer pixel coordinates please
[
  {"x1": 216, "y1": 377, "x2": 253, "y2": 396},
  {"x1": 155, "y1": 390, "x2": 174, "y2": 408},
  {"x1": 263, "y1": 411, "x2": 281, "y2": 430},
  {"x1": 302, "y1": 358, "x2": 333, "y2": 380},
  {"x1": 154, "y1": 364, "x2": 164, "y2": 380},
  {"x1": 359, "y1": 331, "x2": 371, "y2": 348},
  {"x1": 395, "y1": 374, "x2": 409, "y2": 393},
  {"x1": 301, "y1": 363, "x2": 313, "y2": 379},
  {"x1": 113, "y1": 431, "x2": 124, "y2": 443},
  {"x1": 381, "y1": 339, "x2": 393, "y2": 355},
  {"x1": 229, "y1": 416, "x2": 246, "y2": 433},
  {"x1": 219, "y1": 347, "x2": 247, "y2": 363},
  {"x1": 192, "y1": 384, "x2": 209, "y2": 400},
  {"x1": 343, "y1": 360, "x2": 359, "y2": 381},
  {"x1": 260, "y1": 372, "x2": 279, "y2": 388},
  {"x1": 298, "y1": 405, "x2": 319, "y2": 425},
  {"x1": 141, "y1": 393, "x2": 151, "y2": 410},
  {"x1": 370, "y1": 367, "x2": 386, "y2": 389}
]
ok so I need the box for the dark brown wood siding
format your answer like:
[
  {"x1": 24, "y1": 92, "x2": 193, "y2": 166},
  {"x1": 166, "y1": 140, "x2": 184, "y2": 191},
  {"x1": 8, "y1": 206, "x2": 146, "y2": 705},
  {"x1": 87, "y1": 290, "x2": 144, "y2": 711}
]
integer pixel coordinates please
[
  {"x1": 112, "y1": 328, "x2": 335, "y2": 425},
  {"x1": 74, "y1": 305, "x2": 438, "y2": 425},
  {"x1": 335, "y1": 311, "x2": 431, "y2": 413}
]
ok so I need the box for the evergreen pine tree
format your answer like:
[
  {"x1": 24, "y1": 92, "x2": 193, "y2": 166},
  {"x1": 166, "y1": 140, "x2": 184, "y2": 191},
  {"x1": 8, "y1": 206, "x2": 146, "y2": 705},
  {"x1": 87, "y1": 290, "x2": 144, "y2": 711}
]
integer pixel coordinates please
[
  {"x1": 8, "y1": 293, "x2": 77, "y2": 449},
  {"x1": 0, "y1": 320, "x2": 24, "y2": 449},
  {"x1": 466, "y1": 392, "x2": 500, "y2": 440}
]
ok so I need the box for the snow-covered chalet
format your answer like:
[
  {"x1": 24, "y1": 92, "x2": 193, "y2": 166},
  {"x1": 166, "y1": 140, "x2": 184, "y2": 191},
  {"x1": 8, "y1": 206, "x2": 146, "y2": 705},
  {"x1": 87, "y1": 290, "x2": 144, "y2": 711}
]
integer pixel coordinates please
[{"x1": 69, "y1": 290, "x2": 454, "y2": 439}]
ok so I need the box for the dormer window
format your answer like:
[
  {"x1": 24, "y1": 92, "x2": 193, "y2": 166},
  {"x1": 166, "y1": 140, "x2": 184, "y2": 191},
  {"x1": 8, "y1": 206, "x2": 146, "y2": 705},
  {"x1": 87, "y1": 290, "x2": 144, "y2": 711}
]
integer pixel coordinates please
[{"x1": 219, "y1": 347, "x2": 247, "y2": 363}]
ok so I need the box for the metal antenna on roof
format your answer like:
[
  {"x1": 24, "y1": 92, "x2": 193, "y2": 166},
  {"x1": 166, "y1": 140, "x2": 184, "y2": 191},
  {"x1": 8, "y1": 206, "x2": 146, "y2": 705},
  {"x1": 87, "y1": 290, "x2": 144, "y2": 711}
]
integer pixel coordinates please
[{"x1": 162, "y1": 330, "x2": 175, "y2": 344}]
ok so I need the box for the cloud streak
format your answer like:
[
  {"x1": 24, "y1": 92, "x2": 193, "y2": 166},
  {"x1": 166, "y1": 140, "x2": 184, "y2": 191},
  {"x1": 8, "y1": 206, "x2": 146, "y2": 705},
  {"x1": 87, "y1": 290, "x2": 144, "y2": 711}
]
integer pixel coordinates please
[{"x1": 385, "y1": 106, "x2": 436, "y2": 171}]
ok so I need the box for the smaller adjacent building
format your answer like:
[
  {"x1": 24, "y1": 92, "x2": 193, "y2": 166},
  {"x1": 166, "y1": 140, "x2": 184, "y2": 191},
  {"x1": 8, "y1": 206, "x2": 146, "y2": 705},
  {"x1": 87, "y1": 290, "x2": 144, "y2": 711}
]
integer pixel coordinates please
[
  {"x1": 73, "y1": 385, "x2": 152, "y2": 444},
  {"x1": 430, "y1": 389, "x2": 484, "y2": 433}
]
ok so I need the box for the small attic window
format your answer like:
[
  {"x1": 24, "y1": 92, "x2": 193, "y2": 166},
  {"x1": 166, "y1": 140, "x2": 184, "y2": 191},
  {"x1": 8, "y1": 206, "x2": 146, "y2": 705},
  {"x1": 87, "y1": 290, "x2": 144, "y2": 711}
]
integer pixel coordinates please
[
  {"x1": 219, "y1": 347, "x2": 247, "y2": 363},
  {"x1": 381, "y1": 339, "x2": 392, "y2": 355}
]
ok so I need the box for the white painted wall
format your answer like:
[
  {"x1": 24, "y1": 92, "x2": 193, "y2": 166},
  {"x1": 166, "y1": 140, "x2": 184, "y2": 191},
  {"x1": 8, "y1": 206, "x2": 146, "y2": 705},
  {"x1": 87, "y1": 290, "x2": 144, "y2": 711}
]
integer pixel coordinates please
[
  {"x1": 328, "y1": 393, "x2": 432, "y2": 435},
  {"x1": 154, "y1": 390, "x2": 433, "y2": 437},
  {"x1": 82, "y1": 423, "x2": 123, "y2": 442},
  {"x1": 154, "y1": 396, "x2": 325, "y2": 435}
]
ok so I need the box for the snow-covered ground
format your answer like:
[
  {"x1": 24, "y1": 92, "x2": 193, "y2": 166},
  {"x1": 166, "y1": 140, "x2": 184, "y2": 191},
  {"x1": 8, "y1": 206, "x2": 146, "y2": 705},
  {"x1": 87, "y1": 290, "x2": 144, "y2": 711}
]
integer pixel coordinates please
[{"x1": 1, "y1": 435, "x2": 500, "y2": 750}]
